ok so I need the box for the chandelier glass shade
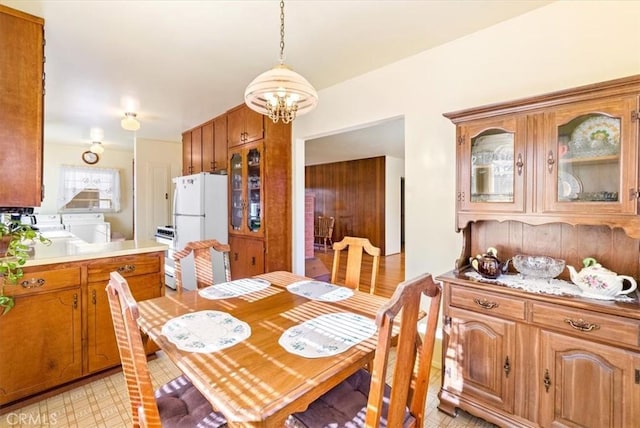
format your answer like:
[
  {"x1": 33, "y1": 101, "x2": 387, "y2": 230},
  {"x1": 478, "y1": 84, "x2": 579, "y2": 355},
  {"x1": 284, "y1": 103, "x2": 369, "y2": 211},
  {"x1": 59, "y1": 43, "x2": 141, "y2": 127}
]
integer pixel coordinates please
[
  {"x1": 244, "y1": 0, "x2": 317, "y2": 124},
  {"x1": 121, "y1": 112, "x2": 140, "y2": 131},
  {"x1": 245, "y1": 64, "x2": 318, "y2": 124},
  {"x1": 89, "y1": 141, "x2": 104, "y2": 154}
]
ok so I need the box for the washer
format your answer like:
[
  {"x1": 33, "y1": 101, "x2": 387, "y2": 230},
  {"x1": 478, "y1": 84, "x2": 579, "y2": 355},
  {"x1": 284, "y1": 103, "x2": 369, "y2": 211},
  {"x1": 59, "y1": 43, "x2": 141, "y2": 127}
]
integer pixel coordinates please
[{"x1": 61, "y1": 213, "x2": 111, "y2": 244}]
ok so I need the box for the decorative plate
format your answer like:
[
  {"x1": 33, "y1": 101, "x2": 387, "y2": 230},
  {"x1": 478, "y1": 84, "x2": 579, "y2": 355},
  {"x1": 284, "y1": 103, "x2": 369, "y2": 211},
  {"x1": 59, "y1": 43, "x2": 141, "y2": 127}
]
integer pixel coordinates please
[
  {"x1": 570, "y1": 116, "x2": 620, "y2": 156},
  {"x1": 199, "y1": 278, "x2": 270, "y2": 300},
  {"x1": 161, "y1": 310, "x2": 251, "y2": 353},
  {"x1": 558, "y1": 171, "x2": 582, "y2": 200},
  {"x1": 279, "y1": 312, "x2": 376, "y2": 358},
  {"x1": 286, "y1": 280, "x2": 354, "y2": 301}
]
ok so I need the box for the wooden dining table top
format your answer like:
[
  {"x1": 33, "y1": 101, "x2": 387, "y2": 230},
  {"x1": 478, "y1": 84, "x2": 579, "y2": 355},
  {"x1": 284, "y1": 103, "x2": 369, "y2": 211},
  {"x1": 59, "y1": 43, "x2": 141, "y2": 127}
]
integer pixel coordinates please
[{"x1": 136, "y1": 270, "x2": 392, "y2": 427}]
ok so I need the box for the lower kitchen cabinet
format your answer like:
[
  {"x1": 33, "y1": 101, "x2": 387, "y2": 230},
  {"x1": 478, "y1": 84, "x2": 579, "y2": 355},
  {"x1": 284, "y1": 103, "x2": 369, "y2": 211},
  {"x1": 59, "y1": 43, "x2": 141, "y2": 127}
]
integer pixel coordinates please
[
  {"x1": 0, "y1": 265, "x2": 82, "y2": 406},
  {"x1": 229, "y1": 235, "x2": 264, "y2": 279},
  {"x1": 0, "y1": 250, "x2": 164, "y2": 408},
  {"x1": 438, "y1": 274, "x2": 640, "y2": 428}
]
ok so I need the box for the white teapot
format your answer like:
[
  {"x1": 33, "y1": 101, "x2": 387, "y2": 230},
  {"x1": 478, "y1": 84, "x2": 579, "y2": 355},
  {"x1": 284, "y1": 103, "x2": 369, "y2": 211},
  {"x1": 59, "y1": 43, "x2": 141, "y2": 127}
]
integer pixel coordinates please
[{"x1": 567, "y1": 257, "x2": 637, "y2": 299}]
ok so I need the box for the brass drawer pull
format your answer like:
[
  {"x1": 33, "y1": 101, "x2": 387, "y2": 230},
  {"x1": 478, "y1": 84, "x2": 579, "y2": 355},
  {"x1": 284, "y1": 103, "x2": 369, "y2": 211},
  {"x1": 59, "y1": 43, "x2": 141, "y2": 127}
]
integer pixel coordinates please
[
  {"x1": 117, "y1": 264, "x2": 136, "y2": 274},
  {"x1": 564, "y1": 318, "x2": 600, "y2": 332},
  {"x1": 21, "y1": 278, "x2": 45, "y2": 288},
  {"x1": 473, "y1": 298, "x2": 499, "y2": 310}
]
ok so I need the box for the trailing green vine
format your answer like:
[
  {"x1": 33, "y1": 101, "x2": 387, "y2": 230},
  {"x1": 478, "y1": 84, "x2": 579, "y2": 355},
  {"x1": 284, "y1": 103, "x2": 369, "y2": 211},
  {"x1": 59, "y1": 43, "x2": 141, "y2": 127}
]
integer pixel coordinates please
[{"x1": 0, "y1": 220, "x2": 51, "y2": 316}]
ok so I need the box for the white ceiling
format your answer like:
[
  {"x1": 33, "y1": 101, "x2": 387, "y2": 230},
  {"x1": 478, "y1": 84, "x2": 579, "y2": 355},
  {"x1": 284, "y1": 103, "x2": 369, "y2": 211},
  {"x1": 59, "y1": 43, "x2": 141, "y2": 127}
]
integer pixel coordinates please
[{"x1": 3, "y1": 0, "x2": 551, "y2": 156}]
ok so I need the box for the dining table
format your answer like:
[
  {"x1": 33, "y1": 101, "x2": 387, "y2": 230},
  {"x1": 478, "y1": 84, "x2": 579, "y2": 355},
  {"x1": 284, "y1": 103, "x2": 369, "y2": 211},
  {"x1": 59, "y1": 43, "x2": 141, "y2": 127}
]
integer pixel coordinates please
[{"x1": 136, "y1": 270, "x2": 393, "y2": 427}]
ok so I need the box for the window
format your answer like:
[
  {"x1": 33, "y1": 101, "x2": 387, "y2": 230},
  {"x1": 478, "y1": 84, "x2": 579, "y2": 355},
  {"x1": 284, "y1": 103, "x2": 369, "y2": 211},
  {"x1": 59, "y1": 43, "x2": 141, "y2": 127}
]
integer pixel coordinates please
[{"x1": 57, "y1": 165, "x2": 121, "y2": 212}]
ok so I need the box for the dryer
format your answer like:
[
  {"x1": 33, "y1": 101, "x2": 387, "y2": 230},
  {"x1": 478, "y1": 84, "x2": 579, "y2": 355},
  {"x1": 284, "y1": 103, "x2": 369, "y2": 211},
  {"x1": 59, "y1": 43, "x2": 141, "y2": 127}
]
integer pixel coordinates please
[{"x1": 61, "y1": 213, "x2": 111, "y2": 244}]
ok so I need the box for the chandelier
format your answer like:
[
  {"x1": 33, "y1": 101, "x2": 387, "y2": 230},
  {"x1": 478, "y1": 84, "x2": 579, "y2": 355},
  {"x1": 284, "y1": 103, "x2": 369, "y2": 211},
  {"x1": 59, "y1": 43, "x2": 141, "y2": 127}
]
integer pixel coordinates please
[{"x1": 244, "y1": 0, "x2": 318, "y2": 124}]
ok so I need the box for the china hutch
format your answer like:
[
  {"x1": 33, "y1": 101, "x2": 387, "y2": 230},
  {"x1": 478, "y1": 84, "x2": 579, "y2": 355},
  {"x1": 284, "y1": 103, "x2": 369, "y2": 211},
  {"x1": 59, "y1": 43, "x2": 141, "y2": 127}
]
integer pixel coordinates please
[
  {"x1": 438, "y1": 75, "x2": 640, "y2": 428},
  {"x1": 226, "y1": 104, "x2": 291, "y2": 279},
  {"x1": 181, "y1": 104, "x2": 292, "y2": 280}
]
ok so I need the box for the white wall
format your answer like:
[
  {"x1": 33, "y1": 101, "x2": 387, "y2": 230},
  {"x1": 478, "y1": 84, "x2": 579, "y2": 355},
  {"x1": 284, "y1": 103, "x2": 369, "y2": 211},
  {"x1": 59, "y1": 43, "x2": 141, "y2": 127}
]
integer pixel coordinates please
[
  {"x1": 291, "y1": 1, "x2": 640, "y2": 281},
  {"x1": 385, "y1": 155, "x2": 404, "y2": 255},
  {"x1": 134, "y1": 138, "x2": 182, "y2": 241},
  {"x1": 42, "y1": 143, "x2": 134, "y2": 238}
]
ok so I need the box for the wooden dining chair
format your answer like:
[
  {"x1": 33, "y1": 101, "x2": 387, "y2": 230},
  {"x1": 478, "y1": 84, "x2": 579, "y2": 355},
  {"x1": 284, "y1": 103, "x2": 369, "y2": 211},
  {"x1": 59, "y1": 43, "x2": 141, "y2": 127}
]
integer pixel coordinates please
[
  {"x1": 106, "y1": 271, "x2": 227, "y2": 428},
  {"x1": 286, "y1": 272, "x2": 442, "y2": 428},
  {"x1": 314, "y1": 216, "x2": 335, "y2": 252},
  {"x1": 331, "y1": 236, "x2": 380, "y2": 294},
  {"x1": 174, "y1": 239, "x2": 231, "y2": 292}
]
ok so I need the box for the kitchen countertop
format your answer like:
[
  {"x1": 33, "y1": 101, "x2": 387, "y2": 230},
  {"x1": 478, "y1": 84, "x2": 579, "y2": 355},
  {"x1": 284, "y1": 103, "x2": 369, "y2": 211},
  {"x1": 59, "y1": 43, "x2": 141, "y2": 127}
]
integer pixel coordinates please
[{"x1": 23, "y1": 237, "x2": 168, "y2": 266}]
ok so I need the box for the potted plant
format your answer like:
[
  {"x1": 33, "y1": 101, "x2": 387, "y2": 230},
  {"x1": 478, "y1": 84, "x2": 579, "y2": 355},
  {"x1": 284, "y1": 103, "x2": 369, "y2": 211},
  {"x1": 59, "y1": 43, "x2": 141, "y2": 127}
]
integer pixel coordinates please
[{"x1": 0, "y1": 219, "x2": 51, "y2": 315}]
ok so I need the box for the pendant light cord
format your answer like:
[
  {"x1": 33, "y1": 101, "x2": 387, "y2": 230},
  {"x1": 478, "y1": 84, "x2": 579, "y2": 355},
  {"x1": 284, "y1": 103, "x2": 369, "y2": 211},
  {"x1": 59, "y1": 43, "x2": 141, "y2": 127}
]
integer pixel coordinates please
[{"x1": 279, "y1": 0, "x2": 285, "y2": 64}]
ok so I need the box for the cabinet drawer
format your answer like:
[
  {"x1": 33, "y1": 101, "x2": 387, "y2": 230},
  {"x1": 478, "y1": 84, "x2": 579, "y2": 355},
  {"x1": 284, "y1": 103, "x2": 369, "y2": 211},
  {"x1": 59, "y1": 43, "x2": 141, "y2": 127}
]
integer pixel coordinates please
[
  {"x1": 4, "y1": 266, "x2": 81, "y2": 297},
  {"x1": 531, "y1": 302, "x2": 640, "y2": 350},
  {"x1": 87, "y1": 253, "x2": 161, "y2": 282},
  {"x1": 449, "y1": 285, "x2": 526, "y2": 320}
]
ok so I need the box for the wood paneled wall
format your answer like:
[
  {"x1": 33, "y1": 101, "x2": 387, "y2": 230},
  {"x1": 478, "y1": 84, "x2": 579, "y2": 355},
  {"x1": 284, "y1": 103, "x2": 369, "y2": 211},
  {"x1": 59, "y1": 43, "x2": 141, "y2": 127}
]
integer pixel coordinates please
[
  {"x1": 305, "y1": 157, "x2": 386, "y2": 254},
  {"x1": 466, "y1": 221, "x2": 640, "y2": 280}
]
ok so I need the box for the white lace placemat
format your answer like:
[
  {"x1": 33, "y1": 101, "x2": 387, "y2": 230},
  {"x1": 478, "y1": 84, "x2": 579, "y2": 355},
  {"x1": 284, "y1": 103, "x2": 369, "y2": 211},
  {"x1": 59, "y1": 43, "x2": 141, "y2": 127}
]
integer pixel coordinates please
[
  {"x1": 464, "y1": 271, "x2": 636, "y2": 302},
  {"x1": 161, "y1": 310, "x2": 251, "y2": 353},
  {"x1": 286, "y1": 280, "x2": 354, "y2": 302},
  {"x1": 279, "y1": 312, "x2": 376, "y2": 358},
  {"x1": 198, "y1": 278, "x2": 270, "y2": 300}
]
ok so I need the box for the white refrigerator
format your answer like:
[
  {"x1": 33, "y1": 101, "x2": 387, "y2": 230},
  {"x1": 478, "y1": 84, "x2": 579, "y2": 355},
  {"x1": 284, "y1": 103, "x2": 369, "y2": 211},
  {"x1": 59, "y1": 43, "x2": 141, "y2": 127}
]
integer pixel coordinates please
[{"x1": 173, "y1": 172, "x2": 228, "y2": 290}]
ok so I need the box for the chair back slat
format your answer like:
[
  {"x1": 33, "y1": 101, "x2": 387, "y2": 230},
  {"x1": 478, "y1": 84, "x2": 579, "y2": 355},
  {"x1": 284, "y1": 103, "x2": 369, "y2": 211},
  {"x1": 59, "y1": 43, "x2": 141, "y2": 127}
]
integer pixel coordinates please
[
  {"x1": 106, "y1": 271, "x2": 162, "y2": 428},
  {"x1": 331, "y1": 236, "x2": 380, "y2": 294},
  {"x1": 174, "y1": 239, "x2": 231, "y2": 292},
  {"x1": 364, "y1": 273, "x2": 442, "y2": 428}
]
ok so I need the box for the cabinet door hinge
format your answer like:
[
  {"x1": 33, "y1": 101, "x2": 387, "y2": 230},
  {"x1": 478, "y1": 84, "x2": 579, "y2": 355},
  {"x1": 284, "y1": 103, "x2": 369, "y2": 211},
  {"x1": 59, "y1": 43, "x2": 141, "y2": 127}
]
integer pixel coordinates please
[
  {"x1": 630, "y1": 189, "x2": 640, "y2": 200},
  {"x1": 632, "y1": 110, "x2": 639, "y2": 121},
  {"x1": 457, "y1": 135, "x2": 464, "y2": 146},
  {"x1": 636, "y1": 369, "x2": 640, "y2": 384}
]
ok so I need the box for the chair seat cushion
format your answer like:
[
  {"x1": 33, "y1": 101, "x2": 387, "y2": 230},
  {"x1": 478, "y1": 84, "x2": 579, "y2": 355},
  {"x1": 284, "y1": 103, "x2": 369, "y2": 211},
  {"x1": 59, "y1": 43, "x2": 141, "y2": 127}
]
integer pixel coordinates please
[
  {"x1": 155, "y1": 375, "x2": 227, "y2": 428},
  {"x1": 288, "y1": 369, "x2": 415, "y2": 428}
]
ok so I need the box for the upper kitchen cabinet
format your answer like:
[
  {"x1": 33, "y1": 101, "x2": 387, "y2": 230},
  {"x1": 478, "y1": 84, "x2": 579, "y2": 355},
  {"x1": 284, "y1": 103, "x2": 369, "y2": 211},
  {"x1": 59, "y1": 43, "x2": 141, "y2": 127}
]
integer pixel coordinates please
[
  {"x1": 445, "y1": 75, "x2": 640, "y2": 238},
  {"x1": 183, "y1": 114, "x2": 228, "y2": 176},
  {"x1": 227, "y1": 104, "x2": 264, "y2": 148},
  {"x1": 0, "y1": 5, "x2": 44, "y2": 208}
]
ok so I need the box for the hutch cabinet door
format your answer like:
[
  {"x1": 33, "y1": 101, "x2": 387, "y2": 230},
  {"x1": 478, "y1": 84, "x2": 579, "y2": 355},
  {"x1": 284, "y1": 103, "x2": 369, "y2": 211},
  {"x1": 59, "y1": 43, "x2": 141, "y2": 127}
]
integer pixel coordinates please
[
  {"x1": 213, "y1": 114, "x2": 228, "y2": 173},
  {"x1": 457, "y1": 115, "x2": 527, "y2": 214},
  {"x1": 541, "y1": 96, "x2": 638, "y2": 215},
  {"x1": 539, "y1": 331, "x2": 640, "y2": 428},
  {"x1": 443, "y1": 306, "x2": 517, "y2": 414},
  {"x1": 228, "y1": 141, "x2": 265, "y2": 238},
  {"x1": 228, "y1": 235, "x2": 265, "y2": 280},
  {"x1": 227, "y1": 104, "x2": 264, "y2": 147}
]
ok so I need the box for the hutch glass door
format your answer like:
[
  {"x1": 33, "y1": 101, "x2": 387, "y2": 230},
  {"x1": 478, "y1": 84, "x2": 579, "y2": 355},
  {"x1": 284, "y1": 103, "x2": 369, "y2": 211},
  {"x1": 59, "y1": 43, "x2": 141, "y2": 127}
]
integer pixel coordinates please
[{"x1": 543, "y1": 97, "x2": 637, "y2": 214}]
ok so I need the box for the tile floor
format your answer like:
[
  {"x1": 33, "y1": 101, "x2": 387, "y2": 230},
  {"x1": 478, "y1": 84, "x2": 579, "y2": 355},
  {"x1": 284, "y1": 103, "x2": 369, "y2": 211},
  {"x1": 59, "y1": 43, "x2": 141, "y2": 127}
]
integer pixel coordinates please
[{"x1": 1, "y1": 352, "x2": 495, "y2": 428}]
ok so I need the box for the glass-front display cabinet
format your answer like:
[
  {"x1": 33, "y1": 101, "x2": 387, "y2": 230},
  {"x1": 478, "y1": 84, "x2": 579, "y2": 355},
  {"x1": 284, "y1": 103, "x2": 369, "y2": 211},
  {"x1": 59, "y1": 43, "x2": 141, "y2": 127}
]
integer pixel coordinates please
[
  {"x1": 458, "y1": 115, "x2": 526, "y2": 213},
  {"x1": 229, "y1": 142, "x2": 264, "y2": 236},
  {"x1": 542, "y1": 96, "x2": 638, "y2": 214}
]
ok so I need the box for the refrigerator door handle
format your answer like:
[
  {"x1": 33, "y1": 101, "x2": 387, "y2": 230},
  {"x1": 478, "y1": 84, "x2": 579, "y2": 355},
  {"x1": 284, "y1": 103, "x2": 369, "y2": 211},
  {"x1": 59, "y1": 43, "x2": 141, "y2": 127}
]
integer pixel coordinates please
[{"x1": 172, "y1": 185, "x2": 178, "y2": 249}]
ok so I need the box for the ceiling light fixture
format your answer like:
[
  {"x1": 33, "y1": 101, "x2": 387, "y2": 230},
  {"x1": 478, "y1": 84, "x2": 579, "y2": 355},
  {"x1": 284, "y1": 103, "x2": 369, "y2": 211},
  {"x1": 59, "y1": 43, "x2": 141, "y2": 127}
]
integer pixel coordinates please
[
  {"x1": 121, "y1": 112, "x2": 140, "y2": 131},
  {"x1": 89, "y1": 141, "x2": 104, "y2": 154},
  {"x1": 89, "y1": 127, "x2": 105, "y2": 154},
  {"x1": 244, "y1": 0, "x2": 318, "y2": 124}
]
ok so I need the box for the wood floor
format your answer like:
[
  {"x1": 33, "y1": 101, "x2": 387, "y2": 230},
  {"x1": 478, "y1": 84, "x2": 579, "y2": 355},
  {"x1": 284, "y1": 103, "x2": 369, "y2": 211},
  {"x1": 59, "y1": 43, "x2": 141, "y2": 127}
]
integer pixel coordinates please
[{"x1": 310, "y1": 246, "x2": 405, "y2": 298}]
